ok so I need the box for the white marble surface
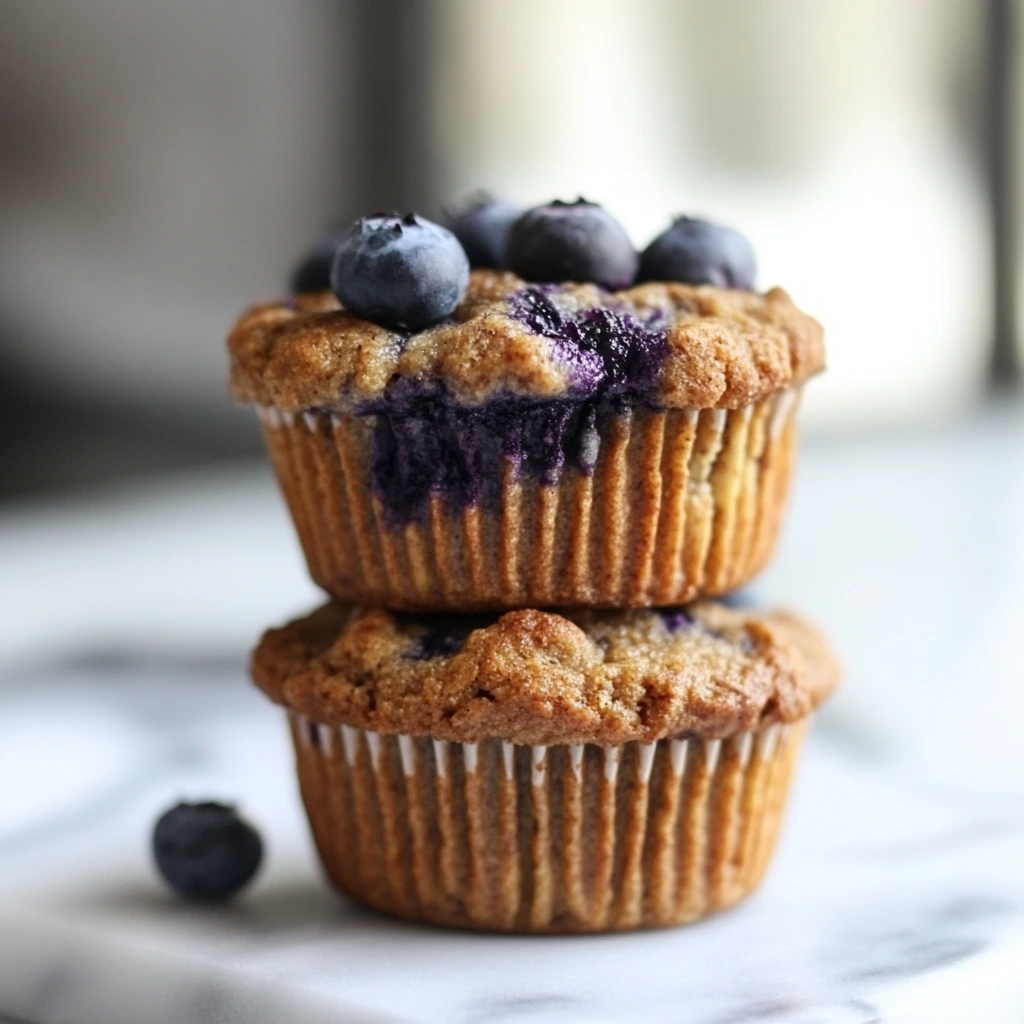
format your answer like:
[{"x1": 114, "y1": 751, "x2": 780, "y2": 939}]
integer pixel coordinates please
[{"x1": 1, "y1": 405, "x2": 1023, "y2": 1024}]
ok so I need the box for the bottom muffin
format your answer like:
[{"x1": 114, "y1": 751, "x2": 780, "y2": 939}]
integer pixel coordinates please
[{"x1": 251, "y1": 600, "x2": 839, "y2": 933}]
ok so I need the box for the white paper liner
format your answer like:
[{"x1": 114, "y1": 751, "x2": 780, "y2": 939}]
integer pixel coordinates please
[
  {"x1": 255, "y1": 388, "x2": 801, "y2": 611},
  {"x1": 288, "y1": 715, "x2": 808, "y2": 933}
]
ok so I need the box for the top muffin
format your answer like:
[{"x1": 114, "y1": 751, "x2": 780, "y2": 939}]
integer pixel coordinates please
[{"x1": 227, "y1": 200, "x2": 824, "y2": 610}]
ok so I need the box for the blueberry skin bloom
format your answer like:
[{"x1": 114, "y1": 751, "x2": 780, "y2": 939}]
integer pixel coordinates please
[
  {"x1": 639, "y1": 216, "x2": 756, "y2": 290},
  {"x1": 331, "y1": 213, "x2": 470, "y2": 332},
  {"x1": 153, "y1": 801, "x2": 263, "y2": 902},
  {"x1": 506, "y1": 199, "x2": 639, "y2": 290},
  {"x1": 444, "y1": 194, "x2": 521, "y2": 269}
]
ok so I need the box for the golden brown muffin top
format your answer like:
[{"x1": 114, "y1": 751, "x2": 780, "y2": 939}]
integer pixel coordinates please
[
  {"x1": 228, "y1": 271, "x2": 824, "y2": 413},
  {"x1": 251, "y1": 600, "x2": 839, "y2": 746}
]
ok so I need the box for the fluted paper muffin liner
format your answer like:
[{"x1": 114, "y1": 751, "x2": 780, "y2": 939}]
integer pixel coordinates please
[
  {"x1": 256, "y1": 389, "x2": 801, "y2": 611},
  {"x1": 287, "y1": 715, "x2": 808, "y2": 933}
]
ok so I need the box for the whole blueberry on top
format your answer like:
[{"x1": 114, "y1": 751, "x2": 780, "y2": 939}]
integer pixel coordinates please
[
  {"x1": 639, "y1": 216, "x2": 756, "y2": 290},
  {"x1": 506, "y1": 199, "x2": 638, "y2": 290},
  {"x1": 289, "y1": 229, "x2": 349, "y2": 294},
  {"x1": 331, "y1": 213, "x2": 470, "y2": 332},
  {"x1": 152, "y1": 801, "x2": 263, "y2": 902},
  {"x1": 443, "y1": 193, "x2": 521, "y2": 269}
]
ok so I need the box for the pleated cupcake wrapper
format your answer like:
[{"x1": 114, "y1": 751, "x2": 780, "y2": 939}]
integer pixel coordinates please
[
  {"x1": 256, "y1": 389, "x2": 801, "y2": 611},
  {"x1": 288, "y1": 715, "x2": 808, "y2": 933}
]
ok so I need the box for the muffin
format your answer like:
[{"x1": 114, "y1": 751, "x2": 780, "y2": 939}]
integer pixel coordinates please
[
  {"x1": 231, "y1": 281, "x2": 823, "y2": 612},
  {"x1": 251, "y1": 598, "x2": 839, "y2": 932}
]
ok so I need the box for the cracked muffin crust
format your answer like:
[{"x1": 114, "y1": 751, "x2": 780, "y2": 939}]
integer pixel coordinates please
[
  {"x1": 252, "y1": 599, "x2": 840, "y2": 747},
  {"x1": 228, "y1": 271, "x2": 824, "y2": 412}
]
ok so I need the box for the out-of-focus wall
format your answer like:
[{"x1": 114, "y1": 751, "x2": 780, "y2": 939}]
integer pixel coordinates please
[
  {"x1": 0, "y1": 0, "x2": 1002, "y2": 477},
  {"x1": 0, "y1": 0, "x2": 350, "y2": 426}
]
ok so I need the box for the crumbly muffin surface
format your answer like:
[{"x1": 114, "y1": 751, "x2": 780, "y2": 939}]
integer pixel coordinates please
[
  {"x1": 252, "y1": 601, "x2": 839, "y2": 746},
  {"x1": 229, "y1": 271, "x2": 824, "y2": 413}
]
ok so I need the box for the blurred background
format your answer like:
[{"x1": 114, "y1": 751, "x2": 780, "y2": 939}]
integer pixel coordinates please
[{"x1": 0, "y1": 0, "x2": 1021, "y2": 499}]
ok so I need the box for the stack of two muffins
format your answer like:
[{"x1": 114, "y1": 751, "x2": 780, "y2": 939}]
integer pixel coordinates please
[{"x1": 230, "y1": 211, "x2": 838, "y2": 933}]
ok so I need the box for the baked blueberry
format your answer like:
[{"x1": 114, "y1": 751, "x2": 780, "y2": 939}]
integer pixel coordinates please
[
  {"x1": 331, "y1": 212, "x2": 470, "y2": 332},
  {"x1": 444, "y1": 194, "x2": 520, "y2": 269},
  {"x1": 639, "y1": 217, "x2": 756, "y2": 290},
  {"x1": 153, "y1": 801, "x2": 263, "y2": 902},
  {"x1": 658, "y1": 608, "x2": 695, "y2": 633},
  {"x1": 405, "y1": 613, "x2": 494, "y2": 660},
  {"x1": 289, "y1": 230, "x2": 348, "y2": 294},
  {"x1": 506, "y1": 199, "x2": 638, "y2": 290}
]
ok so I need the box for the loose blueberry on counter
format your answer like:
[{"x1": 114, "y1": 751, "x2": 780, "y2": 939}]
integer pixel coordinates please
[
  {"x1": 152, "y1": 801, "x2": 263, "y2": 902},
  {"x1": 331, "y1": 213, "x2": 470, "y2": 331},
  {"x1": 639, "y1": 216, "x2": 756, "y2": 290},
  {"x1": 444, "y1": 194, "x2": 521, "y2": 269},
  {"x1": 289, "y1": 230, "x2": 349, "y2": 293},
  {"x1": 506, "y1": 199, "x2": 638, "y2": 290}
]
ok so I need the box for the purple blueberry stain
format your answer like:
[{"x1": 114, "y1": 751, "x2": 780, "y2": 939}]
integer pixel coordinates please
[
  {"x1": 507, "y1": 284, "x2": 564, "y2": 335},
  {"x1": 658, "y1": 608, "x2": 696, "y2": 633},
  {"x1": 357, "y1": 285, "x2": 673, "y2": 525},
  {"x1": 509, "y1": 286, "x2": 670, "y2": 398},
  {"x1": 402, "y1": 614, "x2": 496, "y2": 660},
  {"x1": 362, "y1": 383, "x2": 613, "y2": 524}
]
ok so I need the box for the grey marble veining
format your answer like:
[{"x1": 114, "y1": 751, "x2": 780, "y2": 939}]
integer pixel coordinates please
[{"x1": 2, "y1": 406, "x2": 1024, "y2": 1023}]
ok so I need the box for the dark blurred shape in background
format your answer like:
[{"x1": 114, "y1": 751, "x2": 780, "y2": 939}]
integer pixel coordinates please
[{"x1": 0, "y1": 0, "x2": 1020, "y2": 499}]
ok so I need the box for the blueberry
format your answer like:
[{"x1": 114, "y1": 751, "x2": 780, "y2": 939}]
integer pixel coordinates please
[
  {"x1": 331, "y1": 212, "x2": 470, "y2": 332},
  {"x1": 402, "y1": 613, "x2": 494, "y2": 659},
  {"x1": 658, "y1": 608, "x2": 695, "y2": 633},
  {"x1": 639, "y1": 217, "x2": 756, "y2": 290},
  {"x1": 444, "y1": 194, "x2": 520, "y2": 269},
  {"x1": 289, "y1": 230, "x2": 349, "y2": 294},
  {"x1": 506, "y1": 199, "x2": 638, "y2": 290},
  {"x1": 153, "y1": 801, "x2": 263, "y2": 902}
]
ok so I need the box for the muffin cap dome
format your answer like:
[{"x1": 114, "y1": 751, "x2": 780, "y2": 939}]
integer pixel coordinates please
[
  {"x1": 228, "y1": 271, "x2": 825, "y2": 413},
  {"x1": 251, "y1": 600, "x2": 840, "y2": 747}
]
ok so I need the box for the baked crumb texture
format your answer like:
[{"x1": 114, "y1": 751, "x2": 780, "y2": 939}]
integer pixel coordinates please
[
  {"x1": 252, "y1": 600, "x2": 839, "y2": 746},
  {"x1": 228, "y1": 272, "x2": 824, "y2": 411}
]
